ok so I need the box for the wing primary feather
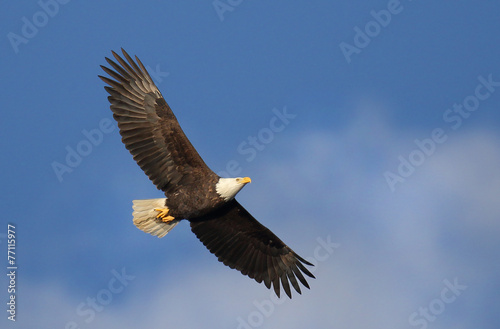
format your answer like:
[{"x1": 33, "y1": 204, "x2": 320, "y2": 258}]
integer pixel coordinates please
[
  {"x1": 267, "y1": 256, "x2": 280, "y2": 298},
  {"x1": 280, "y1": 255, "x2": 302, "y2": 295},
  {"x1": 295, "y1": 260, "x2": 315, "y2": 279},
  {"x1": 104, "y1": 57, "x2": 134, "y2": 81},
  {"x1": 135, "y1": 55, "x2": 157, "y2": 86},
  {"x1": 286, "y1": 269, "x2": 301, "y2": 295},
  {"x1": 111, "y1": 50, "x2": 142, "y2": 82},
  {"x1": 99, "y1": 66, "x2": 129, "y2": 84},
  {"x1": 280, "y1": 271, "x2": 292, "y2": 298},
  {"x1": 120, "y1": 49, "x2": 152, "y2": 93},
  {"x1": 276, "y1": 257, "x2": 294, "y2": 297},
  {"x1": 291, "y1": 264, "x2": 310, "y2": 289},
  {"x1": 292, "y1": 252, "x2": 314, "y2": 267},
  {"x1": 121, "y1": 49, "x2": 144, "y2": 78}
]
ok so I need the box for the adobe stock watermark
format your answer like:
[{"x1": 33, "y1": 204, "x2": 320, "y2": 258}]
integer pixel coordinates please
[
  {"x1": 64, "y1": 268, "x2": 135, "y2": 329},
  {"x1": 409, "y1": 278, "x2": 467, "y2": 329},
  {"x1": 51, "y1": 118, "x2": 116, "y2": 182},
  {"x1": 145, "y1": 64, "x2": 169, "y2": 84},
  {"x1": 384, "y1": 73, "x2": 500, "y2": 192},
  {"x1": 7, "y1": 0, "x2": 71, "y2": 54},
  {"x1": 212, "y1": 0, "x2": 244, "y2": 22},
  {"x1": 217, "y1": 106, "x2": 296, "y2": 177},
  {"x1": 339, "y1": 0, "x2": 415, "y2": 64},
  {"x1": 236, "y1": 235, "x2": 339, "y2": 329}
]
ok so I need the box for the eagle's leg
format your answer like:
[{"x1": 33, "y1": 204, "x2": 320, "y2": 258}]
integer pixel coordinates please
[{"x1": 154, "y1": 207, "x2": 176, "y2": 223}]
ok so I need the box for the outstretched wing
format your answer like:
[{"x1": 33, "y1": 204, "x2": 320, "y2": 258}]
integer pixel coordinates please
[
  {"x1": 99, "y1": 49, "x2": 214, "y2": 193},
  {"x1": 190, "y1": 199, "x2": 314, "y2": 298}
]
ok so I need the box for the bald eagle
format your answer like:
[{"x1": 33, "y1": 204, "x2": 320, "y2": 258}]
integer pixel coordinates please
[{"x1": 99, "y1": 49, "x2": 314, "y2": 298}]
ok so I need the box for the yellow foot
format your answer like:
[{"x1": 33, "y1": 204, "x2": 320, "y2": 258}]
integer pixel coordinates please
[{"x1": 154, "y1": 207, "x2": 176, "y2": 223}]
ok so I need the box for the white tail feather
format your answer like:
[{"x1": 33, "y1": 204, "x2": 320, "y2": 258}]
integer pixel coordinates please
[{"x1": 132, "y1": 198, "x2": 180, "y2": 238}]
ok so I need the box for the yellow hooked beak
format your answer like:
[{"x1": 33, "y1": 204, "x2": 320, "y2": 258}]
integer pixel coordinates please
[{"x1": 240, "y1": 177, "x2": 252, "y2": 184}]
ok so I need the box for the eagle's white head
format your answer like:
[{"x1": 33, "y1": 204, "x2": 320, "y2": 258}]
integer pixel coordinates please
[{"x1": 216, "y1": 177, "x2": 252, "y2": 201}]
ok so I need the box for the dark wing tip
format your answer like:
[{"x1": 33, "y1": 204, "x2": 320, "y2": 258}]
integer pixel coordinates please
[
  {"x1": 189, "y1": 201, "x2": 315, "y2": 299},
  {"x1": 278, "y1": 251, "x2": 315, "y2": 298}
]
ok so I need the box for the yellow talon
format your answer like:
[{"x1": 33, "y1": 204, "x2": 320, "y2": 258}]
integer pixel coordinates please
[
  {"x1": 162, "y1": 215, "x2": 175, "y2": 223},
  {"x1": 154, "y1": 208, "x2": 175, "y2": 223}
]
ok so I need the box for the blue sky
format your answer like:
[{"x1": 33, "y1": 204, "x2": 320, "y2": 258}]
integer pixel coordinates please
[{"x1": 1, "y1": 1, "x2": 500, "y2": 328}]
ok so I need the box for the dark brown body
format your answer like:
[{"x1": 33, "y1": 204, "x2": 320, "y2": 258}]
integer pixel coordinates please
[{"x1": 165, "y1": 174, "x2": 224, "y2": 219}]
